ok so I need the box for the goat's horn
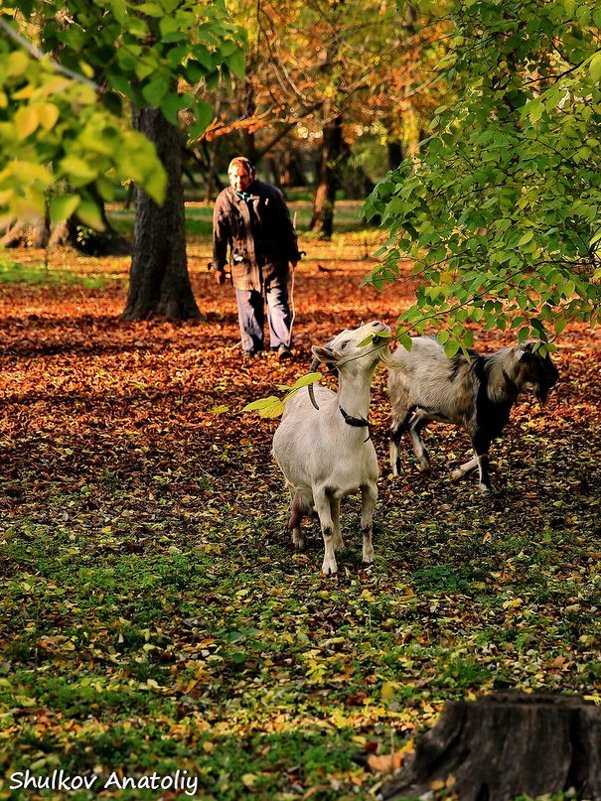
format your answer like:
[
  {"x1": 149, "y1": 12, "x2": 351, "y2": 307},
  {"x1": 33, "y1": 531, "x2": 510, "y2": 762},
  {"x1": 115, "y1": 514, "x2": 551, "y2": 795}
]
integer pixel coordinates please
[{"x1": 308, "y1": 357, "x2": 321, "y2": 410}]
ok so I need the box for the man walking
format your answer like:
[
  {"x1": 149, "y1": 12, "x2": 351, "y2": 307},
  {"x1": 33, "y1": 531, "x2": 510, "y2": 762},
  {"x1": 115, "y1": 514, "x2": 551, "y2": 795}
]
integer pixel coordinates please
[{"x1": 212, "y1": 156, "x2": 301, "y2": 360}]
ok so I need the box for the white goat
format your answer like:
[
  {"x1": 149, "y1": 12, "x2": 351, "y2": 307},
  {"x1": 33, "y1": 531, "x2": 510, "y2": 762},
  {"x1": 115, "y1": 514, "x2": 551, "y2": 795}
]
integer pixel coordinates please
[
  {"x1": 387, "y1": 337, "x2": 559, "y2": 492},
  {"x1": 272, "y1": 321, "x2": 391, "y2": 575}
]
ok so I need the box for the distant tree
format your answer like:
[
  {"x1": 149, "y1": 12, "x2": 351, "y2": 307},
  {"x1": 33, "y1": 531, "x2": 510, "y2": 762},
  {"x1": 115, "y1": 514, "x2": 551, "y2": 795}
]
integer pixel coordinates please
[
  {"x1": 366, "y1": 0, "x2": 601, "y2": 351},
  {"x1": 207, "y1": 0, "x2": 427, "y2": 235},
  {"x1": 0, "y1": 0, "x2": 245, "y2": 320}
]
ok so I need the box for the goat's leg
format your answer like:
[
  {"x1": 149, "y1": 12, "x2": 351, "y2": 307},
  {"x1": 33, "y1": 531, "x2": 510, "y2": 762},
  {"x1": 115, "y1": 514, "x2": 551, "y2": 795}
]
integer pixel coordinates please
[
  {"x1": 360, "y1": 483, "x2": 377, "y2": 564},
  {"x1": 331, "y1": 496, "x2": 344, "y2": 550},
  {"x1": 389, "y1": 411, "x2": 412, "y2": 476},
  {"x1": 450, "y1": 455, "x2": 479, "y2": 482},
  {"x1": 409, "y1": 416, "x2": 430, "y2": 473},
  {"x1": 314, "y1": 488, "x2": 338, "y2": 575},
  {"x1": 472, "y1": 434, "x2": 492, "y2": 493},
  {"x1": 288, "y1": 490, "x2": 306, "y2": 550}
]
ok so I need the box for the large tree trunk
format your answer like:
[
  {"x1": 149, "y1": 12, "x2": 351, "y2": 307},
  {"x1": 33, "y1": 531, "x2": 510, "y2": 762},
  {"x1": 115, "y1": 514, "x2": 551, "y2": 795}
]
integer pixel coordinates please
[
  {"x1": 310, "y1": 114, "x2": 344, "y2": 239},
  {"x1": 381, "y1": 692, "x2": 601, "y2": 801},
  {"x1": 123, "y1": 107, "x2": 201, "y2": 321}
]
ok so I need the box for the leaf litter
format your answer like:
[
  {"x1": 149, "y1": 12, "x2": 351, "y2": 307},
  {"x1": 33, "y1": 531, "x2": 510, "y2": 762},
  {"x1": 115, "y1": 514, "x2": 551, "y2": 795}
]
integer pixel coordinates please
[{"x1": 0, "y1": 251, "x2": 599, "y2": 800}]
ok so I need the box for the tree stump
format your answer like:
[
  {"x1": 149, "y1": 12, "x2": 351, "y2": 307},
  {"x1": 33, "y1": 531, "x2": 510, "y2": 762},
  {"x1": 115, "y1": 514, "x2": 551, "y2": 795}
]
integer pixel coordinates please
[{"x1": 380, "y1": 693, "x2": 601, "y2": 801}]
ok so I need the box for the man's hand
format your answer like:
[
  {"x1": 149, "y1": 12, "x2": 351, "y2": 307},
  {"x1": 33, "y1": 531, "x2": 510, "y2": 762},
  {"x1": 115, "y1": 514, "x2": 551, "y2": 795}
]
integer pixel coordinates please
[{"x1": 214, "y1": 269, "x2": 226, "y2": 285}]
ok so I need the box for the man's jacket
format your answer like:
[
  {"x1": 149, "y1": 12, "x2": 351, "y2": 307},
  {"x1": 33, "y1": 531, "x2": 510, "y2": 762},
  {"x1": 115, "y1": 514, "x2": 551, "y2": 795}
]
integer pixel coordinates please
[{"x1": 212, "y1": 180, "x2": 301, "y2": 291}]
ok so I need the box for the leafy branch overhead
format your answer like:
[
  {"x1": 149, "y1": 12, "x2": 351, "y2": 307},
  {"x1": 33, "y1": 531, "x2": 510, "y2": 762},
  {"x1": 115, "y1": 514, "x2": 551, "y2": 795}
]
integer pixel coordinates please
[
  {"x1": 365, "y1": 0, "x2": 601, "y2": 356},
  {"x1": 0, "y1": 0, "x2": 245, "y2": 228}
]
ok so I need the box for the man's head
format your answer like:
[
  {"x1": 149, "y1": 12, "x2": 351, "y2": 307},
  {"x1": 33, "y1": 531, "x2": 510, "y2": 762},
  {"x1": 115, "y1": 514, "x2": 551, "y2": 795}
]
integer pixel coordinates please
[{"x1": 228, "y1": 157, "x2": 256, "y2": 193}]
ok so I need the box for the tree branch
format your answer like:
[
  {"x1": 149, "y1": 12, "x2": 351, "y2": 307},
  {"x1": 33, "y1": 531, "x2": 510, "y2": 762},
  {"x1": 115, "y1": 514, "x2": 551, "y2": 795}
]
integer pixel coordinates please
[{"x1": 0, "y1": 16, "x2": 101, "y2": 92}]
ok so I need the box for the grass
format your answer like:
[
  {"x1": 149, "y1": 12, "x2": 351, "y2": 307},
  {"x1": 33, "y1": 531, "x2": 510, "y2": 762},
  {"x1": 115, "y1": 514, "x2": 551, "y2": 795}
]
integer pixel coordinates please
[
  {"x1": 0, "y1": 259, "x2": 108, "y2": 289},
  {"x1": 0, "y1": 202, "x2": 599, "y2": 799}
]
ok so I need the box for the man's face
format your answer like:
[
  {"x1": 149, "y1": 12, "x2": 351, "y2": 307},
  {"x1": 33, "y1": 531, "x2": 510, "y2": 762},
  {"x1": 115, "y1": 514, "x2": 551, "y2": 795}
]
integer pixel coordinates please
[{"x1": 228, "y1": 164, "x2": 253, "y2": 193}]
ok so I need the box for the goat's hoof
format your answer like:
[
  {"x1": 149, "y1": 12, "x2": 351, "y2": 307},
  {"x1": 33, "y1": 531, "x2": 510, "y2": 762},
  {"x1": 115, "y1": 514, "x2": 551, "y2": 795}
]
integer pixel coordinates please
[
  {"x1": 321, "y1": 560, "x2": 338, "y2": 576},
  {"x1": 417, "y1": 463, "x2": 431, "y2": 474},
  {"x1": 450, "y1": 469, "x2": 463, "y2": 482},
  {"x1": 292, "y1": 533, "x2": 304, "y2": 550},
  {"x1": 478, "y1": 484, "x2": 492, "y2": 494},
  {"x1": 333, "y1": 536, "x2": 345, "y2": 550}
]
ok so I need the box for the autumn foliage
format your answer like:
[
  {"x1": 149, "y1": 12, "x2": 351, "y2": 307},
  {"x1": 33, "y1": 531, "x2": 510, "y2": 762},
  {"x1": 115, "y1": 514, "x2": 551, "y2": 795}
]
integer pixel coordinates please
[{"x1": 0, "y1": 229, "x2": 599, "y2": 798}]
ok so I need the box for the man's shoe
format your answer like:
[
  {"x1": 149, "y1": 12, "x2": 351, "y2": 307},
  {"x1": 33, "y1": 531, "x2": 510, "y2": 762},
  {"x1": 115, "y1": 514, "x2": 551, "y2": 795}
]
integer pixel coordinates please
[
  {"x1": 242, "y1": 350, "x2": 256, "y2": 359},
  {"x1": 277, "y1": 345, "x2": 293, "y2": 361}
]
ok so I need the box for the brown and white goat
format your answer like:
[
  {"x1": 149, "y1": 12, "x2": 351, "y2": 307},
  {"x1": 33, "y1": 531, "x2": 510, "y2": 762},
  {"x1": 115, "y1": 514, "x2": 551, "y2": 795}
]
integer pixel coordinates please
[
  {"x1": 272, "y1": 321, "x2": 390, "y2": 574},
  {"x1": 387, "y1": 337, "x2": 559, "y2": 492}
]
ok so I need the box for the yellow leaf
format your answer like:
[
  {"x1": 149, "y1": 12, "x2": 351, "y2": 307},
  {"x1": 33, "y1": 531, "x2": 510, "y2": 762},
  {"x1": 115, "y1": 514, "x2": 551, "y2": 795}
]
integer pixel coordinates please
[
  {"x1": 381, "y1": 681, "x2": 398, "y2": 702},
  {"x1": 259, "y1": 398, "x2": 285, "y2": 418},
  {"x1": 241, "y1": 773, "x2": 257, "y2": 788},
  {"x1": 34, "y1": 102, "x2": 59, "y2": 131},
  {"x1": 59, "y1": 155, "x2": 97, "y2": 182},
  {"x1": 12, "y1": 84, "x2": 35, "y2": 101},
  {"x1": 367, "y1": 750, "x2": 406, "y2": 773},
  {"x1": 14, "y1": 106, "x2": 39, "y2": 138},
  {"x1": 13, "y1": 189, "x2": 45, "y2": 222},
  {"x1": 7, "y1": 51, "x2": 29, "y2": 77},
  {"x1": 0, "y1": 188, "x2": 14, "y2": 206},
  {"x1": 10, "y1": 161, "x2": 53, "y2": 186}
]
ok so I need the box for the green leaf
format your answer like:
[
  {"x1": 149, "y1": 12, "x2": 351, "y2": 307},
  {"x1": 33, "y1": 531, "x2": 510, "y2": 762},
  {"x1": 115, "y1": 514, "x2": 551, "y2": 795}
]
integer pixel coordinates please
[
  {"x1": 226, "y1": 49, "x2": 245, "y2": 78},
  {"x1": 59, "y1": 155, "x2": 97, "y2": 183},
  {"x1": 242, "y1": 396, "x2": 282, "y2": 412},
  {"x1": 160, "y1": 93, "x2": 191, "y2": 125},
  {"x1": 49, "y1": 194, "x2": 80, "y2": 224},
  {"x1": 443, "y1": 340, "x2": 461, "y2": 358},
  {"x1": 135, "y1": 2, "x2": 163, "y2": 15},
  {"x1": 189, "y1": 100, "x2": 213, "y2": 139},
  {"x1": 289, "y1": 372, "x2": 323, "y2": 390},
  {"x1": 517, "y1": 230, "x2": 534, "y2": 246},
  {"x1": 141, "y1": 76, "x2": 170, "y2": 106},
  {"x1": 589, "y1": 52, "x2": 601, "y2": 82},
  {"x1": 76, "y1": 200, "x2": 105, "y2": 231}
]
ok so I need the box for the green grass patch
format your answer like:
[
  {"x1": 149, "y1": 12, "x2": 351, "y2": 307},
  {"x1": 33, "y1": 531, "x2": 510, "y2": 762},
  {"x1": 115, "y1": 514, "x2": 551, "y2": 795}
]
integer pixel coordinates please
[{"x1": 0, "y1": 258, "x2": 107, "y2": 288}]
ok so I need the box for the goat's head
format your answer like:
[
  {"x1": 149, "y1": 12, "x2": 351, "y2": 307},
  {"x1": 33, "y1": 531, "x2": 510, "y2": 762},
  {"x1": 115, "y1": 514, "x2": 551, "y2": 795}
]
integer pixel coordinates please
[
  {"x1": 308, "y1": 321, "x2": 391, "y2": 409},
  {"x1": 514, "y1": 341, "x2": 559, "y2": 403}
]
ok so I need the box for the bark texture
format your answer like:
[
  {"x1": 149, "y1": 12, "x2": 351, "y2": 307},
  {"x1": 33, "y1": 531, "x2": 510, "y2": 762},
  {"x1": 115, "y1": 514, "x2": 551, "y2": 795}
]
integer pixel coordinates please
[
  {"x1": 381, "y1": 693, "x2": 601, "y2": 801},
  {"x1": 123, "y1": 106, "x2": 201, "y2": 321},
  {"x1": 310, "y1": 114, "x2": 344, "y2": 239}
]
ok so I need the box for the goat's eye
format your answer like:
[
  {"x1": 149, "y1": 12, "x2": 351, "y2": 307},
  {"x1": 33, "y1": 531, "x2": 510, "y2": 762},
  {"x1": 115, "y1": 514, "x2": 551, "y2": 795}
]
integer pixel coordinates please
[{"x1": 340, "y1": 341, "x2": 349, "y2": 349}]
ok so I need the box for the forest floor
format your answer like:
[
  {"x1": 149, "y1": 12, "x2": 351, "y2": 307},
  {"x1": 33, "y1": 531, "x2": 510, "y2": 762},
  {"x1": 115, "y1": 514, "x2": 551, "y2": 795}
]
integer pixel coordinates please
[{"x1": 0, "y1": 209, "x2": 600, "y2": 800}]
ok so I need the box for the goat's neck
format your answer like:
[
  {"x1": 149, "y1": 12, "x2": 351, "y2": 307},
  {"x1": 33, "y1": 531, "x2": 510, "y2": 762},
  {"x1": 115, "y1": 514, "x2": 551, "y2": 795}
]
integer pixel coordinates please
[
  {"x1": 485, "y1": 350, "x2": 520, "y2": 404},
  {"x1": 337, "y1": 370, "x2": 374, "y2": 421}
]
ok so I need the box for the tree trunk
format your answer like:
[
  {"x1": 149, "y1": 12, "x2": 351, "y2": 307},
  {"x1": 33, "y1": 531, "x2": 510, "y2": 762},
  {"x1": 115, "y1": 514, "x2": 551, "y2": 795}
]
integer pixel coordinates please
[
  {"x1": 123, "y1": 106, "x2": 201, "y2": 321},
  {"x1": 2, "y1": 200, "x2": 127, "y2": 255},
  {"x1": 381, "y1": 692, "x2": 601, "y2": 801},
  {"x1": 388, "y1": 141, "x2": 404, "y2": 171},
  {"x1": 310, "y1": 114, "x2": 344, "y2": 239}
]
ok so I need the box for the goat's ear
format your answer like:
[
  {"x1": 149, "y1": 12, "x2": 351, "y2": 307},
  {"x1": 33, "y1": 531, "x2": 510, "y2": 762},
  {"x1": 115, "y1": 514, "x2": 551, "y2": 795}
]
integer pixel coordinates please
[
  {"x1": 311, "y1": 345, "x2": 337, "y2": 364},
  {"x1": 516, "y1": 341, "x2": 536, "y2": 358}
]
